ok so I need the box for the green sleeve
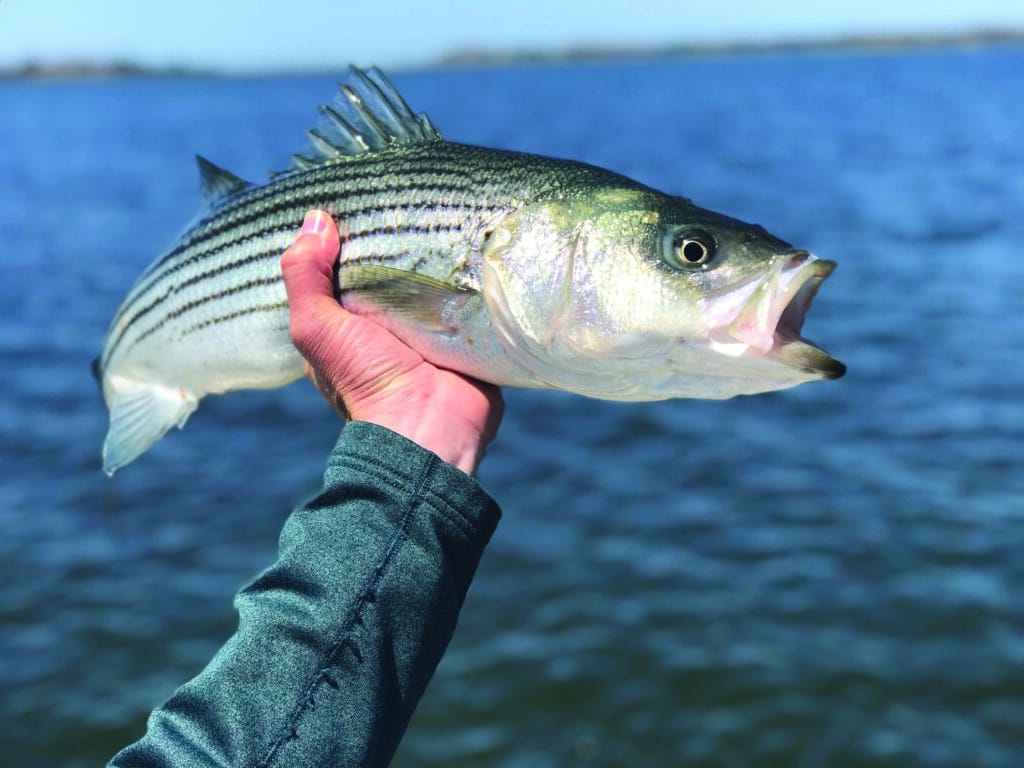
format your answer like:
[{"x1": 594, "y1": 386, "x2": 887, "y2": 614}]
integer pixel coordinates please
[{"x1": 110, "y1": 420, "x2": 501, "y2": 767}]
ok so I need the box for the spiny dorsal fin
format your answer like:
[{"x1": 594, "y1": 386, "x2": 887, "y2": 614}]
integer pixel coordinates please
[
  {"x1": 288, "y1": 67, "x2": 443, "y2": 172},
  {"x1": 196, "y1": 155, "x2": 252, "y2": 207}
]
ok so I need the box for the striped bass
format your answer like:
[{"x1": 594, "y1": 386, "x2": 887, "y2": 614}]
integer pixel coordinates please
[{"x1": 96, "y1": 67, "x2": 844, "y2": 475}]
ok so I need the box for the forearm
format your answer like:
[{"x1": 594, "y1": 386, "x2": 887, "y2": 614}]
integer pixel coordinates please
[{"x1": 110, "y1": 421, "x2": 501, "y2": 767}]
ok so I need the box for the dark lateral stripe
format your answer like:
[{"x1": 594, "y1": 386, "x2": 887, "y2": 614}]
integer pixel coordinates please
[
  {"x1": 180, "y1": 300, "x2": 291, "y2": 338},
  {"x1": 162, "y1": 169, "x2": 491, "y2": 267},
  {"x1": 110, "y1": 250, "x2": 283, "y2": 352},
  {"x1": 123, "y1": 233, "x2": 291, "y2": 317},
  {"x1": 345, "y1": 220, "x2": 465, "y2": 241},
  {"x1": 173, "y1": 178, "x2": 489, "y2": 258},
  {"x1": 102, "y1": 247, "x2": 285, "y2": 369},
  {"x1": 101, "y1": 140, "x2": 570, "y2": 369},
  {"x1": 123, "y1": 276, "x2": 285, "y2": 357},
  {"x1": 128, "y1": 218, "x2": 439, "y2": 345},
  {"x1": 122, "y1": 191, "x2": 499, "y2": 321},
  {"x1": 108, "y1": 203, "x2": 472, "y2": 365},
  {"x1": 162, "y1": 275, "x2": 282, "y2": 325},
  {"x1": 118, "y1": 140, "x2": 614, "y2": 311},
  {"x1": 116, "y1": 229, "x2": 411, "y2": 364},
  {"x1": 112, "y1": 196, "x2": 500, "y2": 348}
]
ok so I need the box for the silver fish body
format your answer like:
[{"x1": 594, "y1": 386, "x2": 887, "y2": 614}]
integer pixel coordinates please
[{"x1": 97, "y1": 68, "x2": 843, "y2": 474}]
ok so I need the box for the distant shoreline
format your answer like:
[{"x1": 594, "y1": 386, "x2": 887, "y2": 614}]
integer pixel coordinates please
[
  {"x1": 3, "y1": 29, "x2": 1022, "y2": 81},
  {"x1": 435, "y1": 29, "x2": 1024, "y2": 69}
]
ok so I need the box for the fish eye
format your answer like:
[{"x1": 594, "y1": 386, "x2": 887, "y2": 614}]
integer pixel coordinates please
[{"x1": 663, "y1": 228, "x2": 718, "y2": 270}]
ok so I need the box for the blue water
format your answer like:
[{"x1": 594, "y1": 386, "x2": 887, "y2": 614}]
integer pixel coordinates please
[{"x1": 2, "y1": 48, "x2": 1023, "y2": 766}]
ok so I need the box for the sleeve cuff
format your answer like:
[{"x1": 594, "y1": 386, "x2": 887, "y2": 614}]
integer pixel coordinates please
[{"x1": 325, "y1": 420, "x2": 501, "y2": 546}]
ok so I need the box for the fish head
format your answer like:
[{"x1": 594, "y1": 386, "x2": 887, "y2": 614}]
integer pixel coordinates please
[{"x1": 481, "y1": 188, "x2": 844, "y2": 400}]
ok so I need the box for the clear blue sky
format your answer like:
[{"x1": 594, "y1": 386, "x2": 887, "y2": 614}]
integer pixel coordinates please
[{"x1": 1, "y1": 0, "x2": 1022, "y2": 72}]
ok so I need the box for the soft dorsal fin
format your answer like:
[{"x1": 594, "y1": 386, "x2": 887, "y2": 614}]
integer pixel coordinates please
[
  {"x1": 288, "y1": 67, "x2": 443, "y2": 171},
  {"x1": 196, "y1": 155, "x2": 253, "y2": 207}
]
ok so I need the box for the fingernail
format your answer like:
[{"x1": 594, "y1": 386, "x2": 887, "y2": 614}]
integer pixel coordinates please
[{"x1": 301, "y1": 210, "x2": 326, "y2": 235}]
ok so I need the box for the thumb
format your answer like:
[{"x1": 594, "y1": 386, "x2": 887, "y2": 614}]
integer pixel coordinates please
[
  {"x1": 281, "y1": 210, "x2": 341, "y2": 306},
  {"x1": 281, "y1": 210, "x2": 352, "y2": 365}
]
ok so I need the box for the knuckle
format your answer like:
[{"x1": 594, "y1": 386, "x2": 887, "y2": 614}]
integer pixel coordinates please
[
  {"x1": 289, "y1": 318, "x2": 320, "y2": 357},
  {"x1": 280, "y1": 242, "x2": 309, "y2": 275}
]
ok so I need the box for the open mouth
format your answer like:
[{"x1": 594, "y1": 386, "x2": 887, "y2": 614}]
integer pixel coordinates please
[{"x1": 726, "y1": 252, "x2": 846, "y2": 379}]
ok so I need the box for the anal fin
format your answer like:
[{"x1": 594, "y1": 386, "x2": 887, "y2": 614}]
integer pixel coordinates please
[{"x1": 102, "y1": 378, "x2": 198, "y2": 476}]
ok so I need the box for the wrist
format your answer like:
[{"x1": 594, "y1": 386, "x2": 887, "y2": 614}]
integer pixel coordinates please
[
  {"x1": 358, "y1": 417, "x2": 487, "y2": 476},
  {"x1": 350, "y1": 395, "x2": 491, "y2": 477}
]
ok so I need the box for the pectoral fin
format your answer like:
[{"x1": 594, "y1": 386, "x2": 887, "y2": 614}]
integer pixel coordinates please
[
  {"x1": 338, "y1": 265, "x2": 482, "y2": 332},
  {"x1": 102, "y1": 377, "x2": 198, "y2": 476}
]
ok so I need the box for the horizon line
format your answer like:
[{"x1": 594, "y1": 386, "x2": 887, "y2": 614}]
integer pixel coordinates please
[{"x1": 2, "y1": 27, "x2": 1023, "y2": 80}]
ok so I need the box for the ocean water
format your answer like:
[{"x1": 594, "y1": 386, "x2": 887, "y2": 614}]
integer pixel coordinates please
[{"x1": 2, "y1": 47, "x2": 1023, "y2": 766}]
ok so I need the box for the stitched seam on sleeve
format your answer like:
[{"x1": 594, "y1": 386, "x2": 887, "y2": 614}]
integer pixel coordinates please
[{"x1": 254, "y1": 453, "x2": 440, "y2": 768}]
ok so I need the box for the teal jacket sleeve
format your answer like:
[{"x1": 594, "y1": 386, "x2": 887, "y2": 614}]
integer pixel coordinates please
[{"x1": 109, "y1": 421, "x2": 501, "y2": 768}]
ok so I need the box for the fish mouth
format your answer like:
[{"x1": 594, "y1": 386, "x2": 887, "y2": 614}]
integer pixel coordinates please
[{"x1": 723, "y1": 252, "x2": 845, "y2": 379}]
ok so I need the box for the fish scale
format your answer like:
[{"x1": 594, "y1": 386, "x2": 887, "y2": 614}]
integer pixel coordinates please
[
  {"x1": 103, "y1": 139, "x2": 639, "y2": 380},
  {"x1": 97, "y1": 67, "x2": 842, "y2": 475}
]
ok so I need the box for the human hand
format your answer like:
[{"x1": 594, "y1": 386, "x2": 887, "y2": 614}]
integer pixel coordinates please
[{"x1": 281, "y1": 210, "x2": 504, "y2": 476}]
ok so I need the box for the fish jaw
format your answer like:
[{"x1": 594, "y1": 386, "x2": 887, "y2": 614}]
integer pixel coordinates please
[{"x1": 708, "y1": 251, "x2": 845, "y2": 380}]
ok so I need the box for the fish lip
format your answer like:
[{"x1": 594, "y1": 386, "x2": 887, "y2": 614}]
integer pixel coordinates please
[
  {"x1": 771, "y1": 259, "x2": 846, "y2": 379},
  {"x1": 724, "y1": 252, "x2": 845, "y2": 379},
  {"x1": 774, "y1": 257, "x2": 833, "y2": 343}
]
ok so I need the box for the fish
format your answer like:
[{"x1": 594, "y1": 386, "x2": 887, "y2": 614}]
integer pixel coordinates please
[{"x1": 96, "y1": 67, "x2": 844, "y2": 475}]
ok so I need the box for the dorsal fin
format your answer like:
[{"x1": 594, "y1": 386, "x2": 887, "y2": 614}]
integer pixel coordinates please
[
  {"x1": 196, "y1": 155, "x2": 252, "y2": 207},
  {"x1": 288, "y1": 67, "x2": 443, "y2": 172}
]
